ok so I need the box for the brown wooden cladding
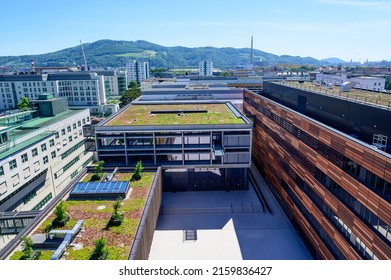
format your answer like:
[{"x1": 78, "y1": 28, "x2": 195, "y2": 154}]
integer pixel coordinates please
[{"x1": 244, "y1": 90, "x2": 391, "y2": 260}]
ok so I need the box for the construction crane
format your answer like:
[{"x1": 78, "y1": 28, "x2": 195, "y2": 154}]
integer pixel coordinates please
[{"x1": 80, "y1": 40, "x2": 88, "y2": 71}]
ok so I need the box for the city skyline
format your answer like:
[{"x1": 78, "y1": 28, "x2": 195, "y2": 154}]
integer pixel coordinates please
[{"x1": 1, "y1": 0, "x2": 391, "y2": 61}]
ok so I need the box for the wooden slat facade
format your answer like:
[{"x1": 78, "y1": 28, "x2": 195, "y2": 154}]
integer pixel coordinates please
[{"x1": 244, "y1": 89, "x2": 391, "y2": 260}]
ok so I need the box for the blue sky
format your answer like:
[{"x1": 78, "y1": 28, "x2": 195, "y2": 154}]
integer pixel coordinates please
[{"x1": 0, "y1": 0, "x2": 390, "y2": 61}]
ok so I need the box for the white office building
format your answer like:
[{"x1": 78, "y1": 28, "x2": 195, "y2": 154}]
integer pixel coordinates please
[
  {"x1": 350, "y1": 76, "x2": 385, "y2": 91},
  {"x1": 0, "y1": 72, "x2": 107, "y2": 113},
  {"x1": 199, "y1": 61, "x2": 213, "y2": 76},
  {"x1": 125, "y1": 60, "x2": 149, "y2": 84},
  {"x1": 0, "y1": 95, "x2": 92, "y2": 212}
]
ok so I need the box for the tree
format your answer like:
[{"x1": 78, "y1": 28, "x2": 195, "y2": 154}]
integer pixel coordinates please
[
  {"x1": 112, "y1": 198, "x2": 123, "y2": 221},
  {"x1": 120, "y1": 84, "x2": 141, "y2": 107},
  {"x1": 385, "y1": 77, "x2": 391, "y2": 90},
  {"x1": 53, "y1": 201, "x2": 68, "y2": 226},
  {"x1": 91, "y1": 237, "x2": 107, "y2": 260},
  {"x1": 21, "y1": 236, "x2": 33, "y2": 259},
  {"x1": 94, "y1": 160, "x2": 105, "y2": 178},
  {"x1": 17, "y1": 97, "x2": 30, "y2": 110},
  {"x1": 128, "y1": 80, "x2": 138, "y2": 89},
  {"x1": 131, "y1": 160, "x2": 143, "y2": 181}
]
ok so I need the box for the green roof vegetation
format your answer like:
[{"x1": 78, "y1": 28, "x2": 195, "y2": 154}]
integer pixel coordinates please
[
  {"x1": 284, "y1": 81, "x2": 391, "y2": 107},
  {"x1": 105, "y1": 103, "x2": 245, "y2": 126},
  {"x1": 10, "y1": 171, "x2": 155, "y2": 260}
]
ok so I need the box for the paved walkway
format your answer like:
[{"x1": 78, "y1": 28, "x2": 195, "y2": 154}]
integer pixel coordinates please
[{"x1": 149, "y1": 165, "x2": 312, "y2": 260}]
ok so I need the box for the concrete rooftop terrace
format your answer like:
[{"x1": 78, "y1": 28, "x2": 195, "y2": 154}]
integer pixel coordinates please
[
  {"x1": 283, "y1": 81, "x2": 391, "y2": 108},
  {"x1": 104, "y1": 102, "x2": 246, "y2": 126},
  {"x1": 149, "y1": 165, "x2": 312, "y2": 260}
]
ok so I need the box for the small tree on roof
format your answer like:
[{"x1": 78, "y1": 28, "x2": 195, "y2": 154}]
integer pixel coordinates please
[
  {"x1": 92, "y1": 160, "x2": 104, "y2": 181},
  {"x1": 21, "y1": 236, "x2": 33, "y2": 259},
  {"x1": 91, "y1": 236, "x2": 107, "y2": 260},
  {"x1": 17, "y1": 97, "x2": 30, "y2": 110},
  {"x1": 131, "y1": 160, "x2": 143, "y2": 181}
]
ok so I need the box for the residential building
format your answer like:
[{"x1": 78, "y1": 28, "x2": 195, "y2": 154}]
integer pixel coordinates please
[
  {"x1": 95, "y1": 70, "x2": 127, "y2": 99},
  {"x1": 91, "y1": 100, "x2": 252, "y2": 191},
  {"x1": 126, "y1": 60, "x2": 150, "y2": 84},
  {"x1": 199, "y1": 60, "x2": 213, "y2": 76},
  {"x1": 0, "y1": 94, "x2": 92, "y2": 213},
  {"x1": 243, "y1": 81, "x2": 391, "y2": 259},
  {"x1": 0, "y1": 72, "x2": 107, "y2": 113}
]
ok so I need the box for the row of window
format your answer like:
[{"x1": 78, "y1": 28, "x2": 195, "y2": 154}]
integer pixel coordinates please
[
  {"x1": 250, "y1": 100, "x2": 391, "y2": 249},
  {"x1": 0, "y1": 170, "x2": 46, "y2": 208},
  {"x1": 281, "y1": 180, "x2": 346, "y2": 259},
  {"x1": 284, "y1": 158, "x2": 379, "y2": 259},
  {"x1": 58, "y1": 80, "x2": 96, "y2": 86},
  {"x1": 32, "y1": 193, "x2": 53, "y2": 211},
  {"x1": 0, "y1": 117, "x2": 89, "y2": 177},
  {"x1": 245, "y1": 96, "x2": 391, "y2": 202}
]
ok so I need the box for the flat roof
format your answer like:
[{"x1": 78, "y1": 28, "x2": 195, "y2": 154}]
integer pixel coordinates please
[
  {"x1": 70, "y1": 181, "x2": 130, "y2": 199},
  {"x1": 0, "y1": 109, "x2": 87, "y2": 159},
  {"x1": 283, "y1": 81, "x2": 391, "y2": 107},
  {"x1": 104, "y1": 103, "x2": 246, "y2": 126}
]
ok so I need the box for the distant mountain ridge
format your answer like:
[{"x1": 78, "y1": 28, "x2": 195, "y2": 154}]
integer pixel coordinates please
[
  {"x1": 0, "y1": 39, "x2": 328, "y2": 69},
  {"x1": 321, "y1": 57, "x2": 346, "y2": 64}
]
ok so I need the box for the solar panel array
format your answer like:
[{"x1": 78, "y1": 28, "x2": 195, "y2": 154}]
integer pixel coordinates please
[{"x1": 69, "y1": 181, "x2": 129, "y2": 199}]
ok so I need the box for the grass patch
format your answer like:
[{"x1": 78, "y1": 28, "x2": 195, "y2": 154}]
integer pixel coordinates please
[
  {"x1": 105, "y1": 104, "x2": 244, "y2": 126},
  {"x1": 116, "y1": 50, "x2": 157, "y2": 58},
  {"x1": 9, "y1": 250, "x2": 54, "y2": 260},
  {"x1": 32, "y1": 172, "x2": 154, "y2": 260}
]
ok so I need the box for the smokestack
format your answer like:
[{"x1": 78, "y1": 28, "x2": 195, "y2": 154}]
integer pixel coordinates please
[
  {"x1": 31, "y1": 60, "x2": 35, "y2": 73},
  {"x1": 250, "y1": 36, "x2": 253, "y2": 64}
]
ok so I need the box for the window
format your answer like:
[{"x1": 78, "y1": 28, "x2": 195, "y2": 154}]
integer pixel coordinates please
[
  {"x1": 9, "y1": 159, "x2": 17, "y2": 170},
  {"x1": 61, "y1": 129, "x2": 66, "y2": 135},
  {"x1": 49, "y1": 139, "x2": 55, "y2": 147},
  {"x1": 68, "y1": 136, "x2": 73, "y2": 142},
  {"x1": 41, "y1": 143, "x2": 47, "y2": 152},
  {"x1": 43, "y1": 156, "x2": 49, "y2": 164},
  {"x1": 0, "y1": 166, "x2": 4, "y2": 176},
  {"x1": 73, "y1": 123, "x2": 76, "y2": 129},
  {"x1": 51, "y1": 151, "x2": 56, "y2": 159},
  {"x1": 78, "y1": 121, "x2": 81, "y2": 127},
  {"x1": 67, "y1": 126, "x2": 71, "y2": 132},
  {"x1": 32, "y1": 148, "x2": 38, "y2": 157},
  {"x1": 21, "y1": 153, "x2": 28, "y2": 163}
]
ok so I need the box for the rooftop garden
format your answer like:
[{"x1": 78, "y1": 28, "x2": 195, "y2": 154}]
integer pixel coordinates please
[
  {"x1": 285, "y1": 81, "x2": 391, "y2": 107},
  {"x1": 105, "y1": 103, "x2": 245, "y2": 126},
  {"x1": 9, "y1": 166, "x2": 155, "y2": 260}
]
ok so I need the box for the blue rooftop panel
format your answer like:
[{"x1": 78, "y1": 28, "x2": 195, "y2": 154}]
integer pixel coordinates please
[{"x1": 70, "y1": 181, "x2": 130, "y2": 199}]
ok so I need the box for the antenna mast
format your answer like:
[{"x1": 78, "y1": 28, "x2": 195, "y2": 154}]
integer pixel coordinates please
[
  {"x1": 250, "y1": 36, "x2": 253, "y2": 65},
  {"x1": 80, "y1": 40, "x2": 88, "y2": 71}
]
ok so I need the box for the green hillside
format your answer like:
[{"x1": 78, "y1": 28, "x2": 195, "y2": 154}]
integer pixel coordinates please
[{"x1": 0, "y1": 39, "x2": 321, "y2": 69}]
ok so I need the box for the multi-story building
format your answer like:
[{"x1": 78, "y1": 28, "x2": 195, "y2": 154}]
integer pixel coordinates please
[
  {"x1": 91, "y1": 100, "x2": 252, "y2": 191},
  {"x1": 199, "y1": 60, "x2": 213, "y2": 76},
  {"x1": 126, "y1": 60, "x2": 149, "y2": 85},
  {"x1": 0, "y1": 72, "x2": 106, "y2": 113},
  {"x1": 0, "y1": 94, "x2": 93, "y2": 212},
  {"x1": 316, "y1": 72, "x2": 386, "y2": 91},
  {"x1": 350, "y1": 76, "x2": 385, "y2": 91},
  {"x1": 95, "y1": 70, "x2": 127, "y2": 99},
  {"x1": 243, "y1": 81, "x2": 391, "y2": 259}
]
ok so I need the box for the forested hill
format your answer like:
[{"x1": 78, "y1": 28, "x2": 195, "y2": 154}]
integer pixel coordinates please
[{"x1": 0, "y1": 39, "x2": 322, "y2": 69}]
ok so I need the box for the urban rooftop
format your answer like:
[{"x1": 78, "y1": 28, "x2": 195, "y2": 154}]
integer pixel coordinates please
[
  {"x1": 104, "y1": 103, "x2": 245, "y2": 126},
  {"x1": 283, "y1": 81, "x2": 391, "y2": 108}
]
